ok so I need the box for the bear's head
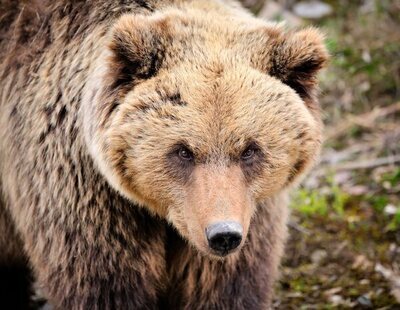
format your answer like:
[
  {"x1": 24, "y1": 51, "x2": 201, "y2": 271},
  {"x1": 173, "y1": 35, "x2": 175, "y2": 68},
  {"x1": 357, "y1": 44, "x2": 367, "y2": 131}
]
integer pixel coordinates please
[{"x1": 83, "y1": 3, "x2": 328, "y2": 258}]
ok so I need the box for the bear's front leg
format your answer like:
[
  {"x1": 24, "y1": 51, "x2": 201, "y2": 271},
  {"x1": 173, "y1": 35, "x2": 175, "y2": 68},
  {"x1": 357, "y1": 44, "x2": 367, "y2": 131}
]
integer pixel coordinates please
[
  {"x1": 164, "y1": 197, "x2": 289, "y2": 310},
  {"x1": 14, "y1": 185, "x2": 166, "y2": 310}
]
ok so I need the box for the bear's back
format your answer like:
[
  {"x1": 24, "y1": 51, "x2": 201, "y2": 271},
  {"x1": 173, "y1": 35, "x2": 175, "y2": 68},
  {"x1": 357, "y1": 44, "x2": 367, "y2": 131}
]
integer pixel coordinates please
[
  {"x1": 0, "y1": 0, "x2": 160, "y2": 167},
  {"x1": 0, "y1": 0, "x2": 162, "y2": 81},
  {"x1": 0, "y1": 0, "x2": 163, "y2": 230}
]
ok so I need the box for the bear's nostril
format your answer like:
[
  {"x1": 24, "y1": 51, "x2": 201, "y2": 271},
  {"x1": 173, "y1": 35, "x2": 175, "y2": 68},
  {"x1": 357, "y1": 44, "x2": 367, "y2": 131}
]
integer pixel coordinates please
[
  {"x1": 206, "y1": 221, "x2": 243, "y2": 255},
  {"x1": 210, "y1": 233, "x2": 242, "y2": 252}
]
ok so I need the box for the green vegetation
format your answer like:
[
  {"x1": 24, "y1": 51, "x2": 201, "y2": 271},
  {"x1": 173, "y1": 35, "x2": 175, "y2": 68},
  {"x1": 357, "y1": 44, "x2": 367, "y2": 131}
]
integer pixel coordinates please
[{"x1": 293, "y1": 175, "x2": 349, "y2": 217}]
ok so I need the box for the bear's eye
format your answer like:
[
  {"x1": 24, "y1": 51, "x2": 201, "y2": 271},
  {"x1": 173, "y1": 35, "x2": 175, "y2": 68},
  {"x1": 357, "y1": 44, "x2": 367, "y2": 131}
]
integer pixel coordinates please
[
  {"x1": 178, "y1": 146, "x2": 194, "y2": 161},
  {"x1": 241, "y1": 144, "x2": 258, "y2": 161}
]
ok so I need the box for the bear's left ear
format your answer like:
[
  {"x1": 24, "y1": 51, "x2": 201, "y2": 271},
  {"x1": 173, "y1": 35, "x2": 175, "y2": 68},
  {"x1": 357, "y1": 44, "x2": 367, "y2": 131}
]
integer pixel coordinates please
[
  {"x1": 106, "y1": 14, "x2": 172, "y2": 89},
  {"x1": 268, "y1": 27, "x2": 329, "y2": 107}
]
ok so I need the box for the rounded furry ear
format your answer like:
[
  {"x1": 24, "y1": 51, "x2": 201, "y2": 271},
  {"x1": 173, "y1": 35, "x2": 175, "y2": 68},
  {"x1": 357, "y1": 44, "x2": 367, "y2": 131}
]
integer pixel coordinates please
[
  {"x1": 268, "y1": 27, "x2": 329, "y2": 107},
  {"x1": 107, "y1": 14, "x2": 171, "y2": 89}
]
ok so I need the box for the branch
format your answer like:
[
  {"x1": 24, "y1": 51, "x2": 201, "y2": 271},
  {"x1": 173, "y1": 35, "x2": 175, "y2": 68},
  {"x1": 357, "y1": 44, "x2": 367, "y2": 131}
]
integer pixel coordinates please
[{"x1": 325, "y1": 101, "x2": 400, "y2": 141}]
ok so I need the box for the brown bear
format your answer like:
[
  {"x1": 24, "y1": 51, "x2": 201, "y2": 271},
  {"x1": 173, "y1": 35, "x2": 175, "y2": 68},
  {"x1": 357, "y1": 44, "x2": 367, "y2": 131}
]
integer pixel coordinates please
[{"x1": 0, "y1": 0, "x2": 328, "y2": 308}]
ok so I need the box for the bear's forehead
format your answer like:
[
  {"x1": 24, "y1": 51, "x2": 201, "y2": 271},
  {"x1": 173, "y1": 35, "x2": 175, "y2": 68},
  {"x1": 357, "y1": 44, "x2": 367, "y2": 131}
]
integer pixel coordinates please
[
  {"x1": 172, "y1": 63, "x2": 296, "y2": 117},
  {"x1": 127, "y1": 45, "x2": 312, "y2": 153},
  {"x1": 140, "y1": 72, "x2": 303, "y2": 150},
  {"x1": 167, "y1": 28, "x2": 268, "y2": 69},
  {"x1": 135, "y1": 61, "x2": 304, "y2": 134}
]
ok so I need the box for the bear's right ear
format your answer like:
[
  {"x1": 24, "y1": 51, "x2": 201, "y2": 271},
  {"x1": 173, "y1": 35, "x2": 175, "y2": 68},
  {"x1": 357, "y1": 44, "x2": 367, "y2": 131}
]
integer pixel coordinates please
[
  {"x1": 266, "y1": 27, "x2": 329, "y2": 111},
  {"x1": 107, "y1": 14, "x2": 171, "y2": 89}
]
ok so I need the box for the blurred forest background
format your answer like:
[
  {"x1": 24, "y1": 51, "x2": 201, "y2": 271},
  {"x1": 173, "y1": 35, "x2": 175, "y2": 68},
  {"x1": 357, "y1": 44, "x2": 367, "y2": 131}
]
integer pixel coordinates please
[{"x1": 239, "y1": 0, "x2": 400, "y2": 308}]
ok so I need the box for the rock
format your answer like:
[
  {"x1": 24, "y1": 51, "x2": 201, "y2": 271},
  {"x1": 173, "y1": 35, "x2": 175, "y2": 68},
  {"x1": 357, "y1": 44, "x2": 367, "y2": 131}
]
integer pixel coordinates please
[
  {"x1": 293, "y1": 1, "x2": 333, "y2": 19},
  {"x1": 356, "y1": 295, "x2": 373, "y2": 308},
  {"x1": 329, "y1": 294, "x2": 344, "y2": 305},
  {"x1": 352, "y1": 255, "x2": 373, "y2": 270},
  {"x1": 310, "y1": 249, "x2": 328, "y2": 265},
  {"x1": 258, "y1": 2, "x2": 303, "y2": 27},
  {"x1": 384, "y1": 204, "x2": 399, "y2": 215},
  {"x1": 360, "y1": 279, "x2": 370, "y2": 286}
]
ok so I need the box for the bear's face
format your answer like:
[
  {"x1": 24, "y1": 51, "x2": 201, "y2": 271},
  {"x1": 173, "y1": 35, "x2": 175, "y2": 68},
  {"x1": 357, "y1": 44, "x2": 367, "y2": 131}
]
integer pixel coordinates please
[{"x1": 84, "y1": 7, "x2": 328, "y2": 257}]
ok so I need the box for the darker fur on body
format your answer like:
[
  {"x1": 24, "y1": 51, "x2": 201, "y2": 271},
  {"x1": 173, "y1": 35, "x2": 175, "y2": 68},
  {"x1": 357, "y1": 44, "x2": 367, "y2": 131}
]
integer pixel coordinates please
[{"x1": 0, "y1": 0, "x2": 327, "y2": 309}]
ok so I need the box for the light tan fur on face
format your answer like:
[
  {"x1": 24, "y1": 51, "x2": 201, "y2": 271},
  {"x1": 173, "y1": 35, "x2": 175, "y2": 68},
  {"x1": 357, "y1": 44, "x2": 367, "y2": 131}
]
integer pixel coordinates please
[{"x1": 82, "y1": 5, "x2": 327, "y2": 257}]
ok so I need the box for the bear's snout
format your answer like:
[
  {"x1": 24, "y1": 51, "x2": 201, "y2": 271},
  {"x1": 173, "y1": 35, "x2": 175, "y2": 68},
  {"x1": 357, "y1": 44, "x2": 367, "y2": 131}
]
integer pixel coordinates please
[{"x1": 206, "y1": 221, "x2": 243, "y2": 256}]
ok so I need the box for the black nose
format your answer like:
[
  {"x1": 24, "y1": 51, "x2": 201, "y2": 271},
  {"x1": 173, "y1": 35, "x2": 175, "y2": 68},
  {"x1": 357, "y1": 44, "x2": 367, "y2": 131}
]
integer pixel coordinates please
[{"x1": 206, "y1": 221, "x2": 243, "y2": 255}]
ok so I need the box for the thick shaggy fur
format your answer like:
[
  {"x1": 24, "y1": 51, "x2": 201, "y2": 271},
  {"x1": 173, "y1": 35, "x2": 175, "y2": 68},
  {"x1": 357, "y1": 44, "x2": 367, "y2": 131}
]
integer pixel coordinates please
[{"x1": 0, "y1": 0, "x2": 328, "y2": 308}]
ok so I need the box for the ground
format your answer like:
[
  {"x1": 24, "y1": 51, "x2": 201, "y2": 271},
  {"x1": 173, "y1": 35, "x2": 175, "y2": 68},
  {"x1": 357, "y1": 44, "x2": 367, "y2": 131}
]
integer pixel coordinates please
[{"x1": 240, "y1": 0, "x2": 400, "y2": 308}]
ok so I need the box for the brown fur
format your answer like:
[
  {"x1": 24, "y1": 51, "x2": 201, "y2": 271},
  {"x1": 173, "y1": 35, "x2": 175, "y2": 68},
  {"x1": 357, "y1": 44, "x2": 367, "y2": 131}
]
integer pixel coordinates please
[{"x1": 0, "y1": 0, "x2": 328, "y2": 308}]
